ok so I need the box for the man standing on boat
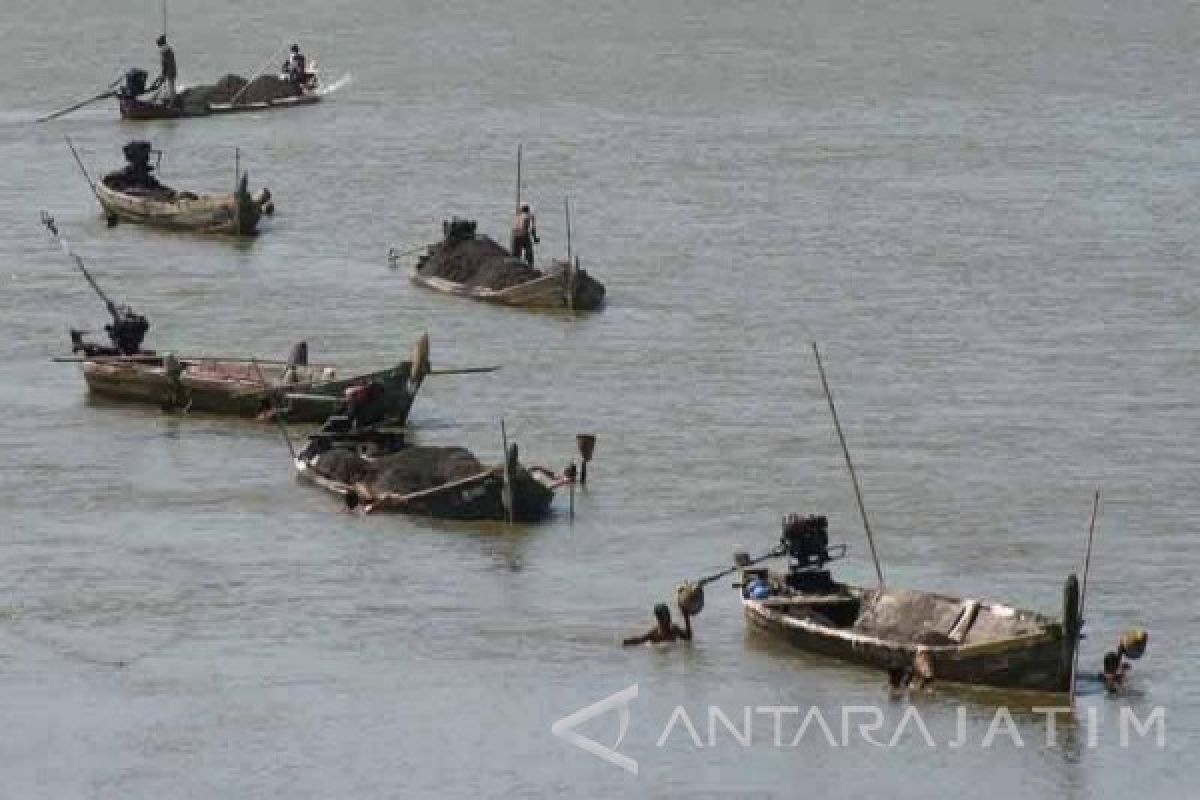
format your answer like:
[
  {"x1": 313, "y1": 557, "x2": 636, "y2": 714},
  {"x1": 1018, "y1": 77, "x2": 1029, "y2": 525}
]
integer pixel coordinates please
[
  {"x1": 511, "y1": 203, "x2": 538, "y2": 266},
  {"x1": 148, "y1": 35, "x2": 178, "y2": 106},
  {"x1": 285, "y1": 44, "x2": 308, "y2": 90}
]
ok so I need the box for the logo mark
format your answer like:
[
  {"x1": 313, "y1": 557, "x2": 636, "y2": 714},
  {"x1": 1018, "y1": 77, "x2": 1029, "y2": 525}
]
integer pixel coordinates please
[{"x1": 551, "y1": 684, "x2": 639, "y2": 774}]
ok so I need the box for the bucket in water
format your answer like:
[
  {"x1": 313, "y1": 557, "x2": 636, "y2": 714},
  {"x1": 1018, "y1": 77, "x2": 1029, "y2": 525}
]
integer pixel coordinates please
[
  {"x1": 1121, "y1": 628, "x2": 1148, "y2": 659},
  {"x1": 676, "y1": 582, "x2": 704, "y2": 616}
]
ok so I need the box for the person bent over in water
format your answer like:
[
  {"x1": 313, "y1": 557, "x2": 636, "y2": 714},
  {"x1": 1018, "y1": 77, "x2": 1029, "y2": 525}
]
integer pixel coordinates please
[
  {"x1": 511, "y1": 203, "x2": 538, "y2": 266},
  {"x1": 623, "y1": 603, "x2": 692, "y2": 646},
  {"x1": 1099, "y1": 628, "x2": 1148, "y2": 693}
]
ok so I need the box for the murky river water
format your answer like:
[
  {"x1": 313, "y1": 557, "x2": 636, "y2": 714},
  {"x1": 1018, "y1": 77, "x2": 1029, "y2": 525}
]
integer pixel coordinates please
[{"x1": 0, "y1": 0, "x2": 1195, "y2": 796}]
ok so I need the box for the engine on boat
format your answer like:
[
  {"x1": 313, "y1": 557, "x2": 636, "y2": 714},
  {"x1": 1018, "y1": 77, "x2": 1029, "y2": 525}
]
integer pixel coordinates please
[
  {"x1": 780, "y1": 514, "x2": 844, "y2": 593},
  {"x1": 105, "y1": 140, "x2": 162, "y2": 191},
  {"x1": 119, "y1": 68, "x2": 149, "y2": 98}
]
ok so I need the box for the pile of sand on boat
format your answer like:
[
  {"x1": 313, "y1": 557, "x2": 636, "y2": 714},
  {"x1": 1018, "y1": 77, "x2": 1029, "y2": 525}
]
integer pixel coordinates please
[
  {"x1": 312, "y1": 446, "x2": 487, "y2": 495},
  {"x1": 415, "y1": 218, "x2": 606, "y2": 308},
  {"x1": 178, "y1": 74, "x2": 301, "y2": 114},
  {"x1": 415, "y1": 219, "x2": 544, "y2": 290}
]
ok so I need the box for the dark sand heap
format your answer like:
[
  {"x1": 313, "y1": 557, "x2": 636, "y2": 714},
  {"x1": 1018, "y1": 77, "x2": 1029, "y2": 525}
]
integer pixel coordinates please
[
  {"x1": 416, "y1": 219, "x2": 542, "y2": 290},
  {"x1": 415, "y1": 218, "x2": 606, "y2": 307},
  {"x1": 178, "y1": 74, "x2": 300, "y2": 114},
  {"x1": 313, "y1": 446, "x2": 489, "y2": 496}
]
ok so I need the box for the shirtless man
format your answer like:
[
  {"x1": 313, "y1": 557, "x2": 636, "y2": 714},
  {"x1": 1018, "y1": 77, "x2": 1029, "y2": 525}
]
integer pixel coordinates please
[
  {"x1": 511, "y1": 203, "x2": 538, "y2": 266},
  {"x1": 148, "y1": 35, "x2": 177, "y2": 105},
  {"x1": 623, "y1": 603, "x2": 692, "y2": 646}
]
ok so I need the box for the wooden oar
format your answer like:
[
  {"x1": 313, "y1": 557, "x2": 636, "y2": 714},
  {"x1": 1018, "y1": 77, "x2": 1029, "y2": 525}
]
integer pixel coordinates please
[
  {"x1": 37, "y1": 82, "x2": 119, "y2": 123},
  {"x1": 427, "y1": 365, "x2": 501, "y2": 375}
]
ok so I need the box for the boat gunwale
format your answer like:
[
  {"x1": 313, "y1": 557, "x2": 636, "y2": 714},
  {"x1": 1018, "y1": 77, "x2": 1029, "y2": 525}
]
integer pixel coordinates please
[{"x1": 743, "y1": 593, "x2": 1061, "y2": 656}]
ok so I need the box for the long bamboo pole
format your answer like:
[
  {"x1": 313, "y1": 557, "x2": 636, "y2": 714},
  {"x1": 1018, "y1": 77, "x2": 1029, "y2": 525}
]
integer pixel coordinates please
[
  {"x1": 1069, "y1": 489, "x2": 1101, "y2": 707},
  {"x1": 229, "y1": 41, "x2": 289, "y2": 106},
  {"x1": 812, "y1": 342, "x2": 885, "y2": 588},
  {"x1": 64, "y1": 136, "x2": 100, "y2": 200},
  {"x1": 515, "y1": 144, "x2": 522, "y2": 213}
]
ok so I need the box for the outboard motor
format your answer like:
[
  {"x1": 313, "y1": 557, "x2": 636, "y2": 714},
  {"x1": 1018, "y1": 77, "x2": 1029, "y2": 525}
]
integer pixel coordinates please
[
  {"x1": 780, "y1": 514, "x2": 845, "y2": 593},
  {"x1": 119, "y1": 68, "x2": 149, "y2": 98},
  {"x1": 105, "y1": 305, "x2": 150, "y2": 355},
  {"x1": 112, "y1": 140, "x2": 160, "y2": 190}
]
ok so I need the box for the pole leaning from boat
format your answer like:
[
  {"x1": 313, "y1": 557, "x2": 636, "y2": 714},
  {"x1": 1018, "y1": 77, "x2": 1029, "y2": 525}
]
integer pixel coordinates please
[
  {"x1": 1069, "y1": 489, "x2": 1101, "y2": 707},
  {"x1": 229, "y1": 40, "x2": 290, "y2": 107},
  {"x1": 41, "y1": 211, "x2": 116, "y2": 312},
  {"x1": 564, "y1": 196, "x2": 575, "y2": 312},
  {"x1": 37, "y1": 79, "x2": 120, "y2": 123},
  {"x1": 812, "y1": 342, "x2": 885, "y2": 589},
  {"x1": 64, "y1": 136, "x2": 100, "y2": 201},
  {"x1": 500, "y1": 418, "x2": 513, "y2": 523},
  {"x1": 515, "y1": 143, "x2": 523, "y2": 213}
]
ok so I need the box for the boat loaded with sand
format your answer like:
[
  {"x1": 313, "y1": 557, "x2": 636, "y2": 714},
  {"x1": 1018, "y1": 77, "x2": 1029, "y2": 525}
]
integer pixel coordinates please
[
  {"x1": 730, "y1": 514, "x2": 1080, "y2": 693},
  {"x1": 116, "y1": 64, "x2": 323, "y2": 120},
  {"x1": 94, "y1": 141, "x2": 271, "y2": 235},
  {"x1": 294, "y1": 422, "x2": 561, "y2": 521},
  {"x1": 402, "y1": 218, "x2": 606, "y2": 311}
]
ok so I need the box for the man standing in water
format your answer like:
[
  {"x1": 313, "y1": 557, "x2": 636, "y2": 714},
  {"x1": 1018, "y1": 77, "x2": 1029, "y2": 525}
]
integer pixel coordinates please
[
  {"x1": 148, "y1": 35, "x2": 177, "y2": 106},
  {"x1": 511, "y1": 203, "x2": 539, "y2": 266},
  {"x1": 623, "y1": 603, "x2": 692, "y2": 646}
]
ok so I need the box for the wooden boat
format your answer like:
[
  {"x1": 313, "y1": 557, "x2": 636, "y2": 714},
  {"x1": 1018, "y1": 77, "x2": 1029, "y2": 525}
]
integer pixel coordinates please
[
  {"x1": 119, "y1": 91, "x2": 320, "y2": 120},
  {"x1": 77, "y1": 335, "x2": 430, "y2": 425},
  {"x1": 117, "y1": 65, "x2": 323, "y2": 120},
  {"x1": 403, "y1": 218, "x2": 606, "y2": 311},
  {"x1": 732, "y1": 515, "x2": 1079, "y2": 694},
  {"x1": 294, "y1": 428, "x2": 559, "y2": 521},
  {"x1": 411, "y1": 260, "x2": 603, "y2": 310},
  {"x1": 96, "y1": 171, "x2": 268, "y2": 235}
]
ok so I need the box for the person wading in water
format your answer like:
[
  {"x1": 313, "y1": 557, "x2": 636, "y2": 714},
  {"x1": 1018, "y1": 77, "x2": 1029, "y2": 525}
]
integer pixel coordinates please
[
  {"x1": 148, "y1": 35, "x2": 177, "y2": 106},
  {"x1": 511, "y1": 203, "x2": 538, "y2": 266},
  {"x1": 623, "y1": 603, "x2": 693, "y2": 646}
]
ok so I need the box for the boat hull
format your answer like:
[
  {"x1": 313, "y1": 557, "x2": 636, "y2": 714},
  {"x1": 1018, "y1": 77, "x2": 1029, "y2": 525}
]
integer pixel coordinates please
[
  {"x1": 741, "y1": 587, "x2": 1071, "y2": 694},
  {"x1": 410, "y1": 261, "x2": 605, "y2": 311},
  {"x1": 96, "y1": 181, "x2": 262, "y2": 235},
  {"x1": 81, "y1": 359, "x2": 423, "y2": 425},
  {"x1": 295, "y1": 457, "x2": 556, "y2": 521},
  {"x1": 119, "y1": 93, "x2": 321, "y2": 119}
]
